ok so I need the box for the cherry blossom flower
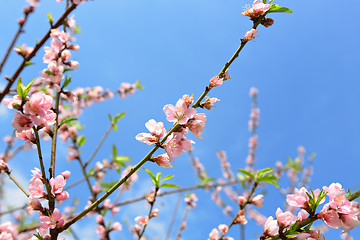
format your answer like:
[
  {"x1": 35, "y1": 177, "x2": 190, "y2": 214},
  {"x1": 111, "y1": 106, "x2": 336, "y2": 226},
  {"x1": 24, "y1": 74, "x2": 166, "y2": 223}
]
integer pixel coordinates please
[
  {"x1": 39, "y1": 208, "x2": 64, "y2": 229},
  {"x1": 241, "y1": 0, "x2": 271, "y2": 19},
  {"x1": 135, "y1": 216, "x2": 149, "y2": 226},
  {"x1": 276, "y1": 208, "x2": 297, "y2": 228},
  {"x1": 152, "y1": 154, "x2": 173, "y2": 168},
  {"x1": 163, "y1": 99, "x2": 196, "y2": 125},
  {"x1": 242, "y1": 29, "x2": 258, "y2": 42},
  {"x1": 186, "y1": 113, "x2": 207, "y2": 138},
  {"x1": 14, "y1": 44, "x2": 34, "y2": 58},
  {"x1": 201, "y1": 97, "x2": 220, "y2": 110},
  {"x1": 136, "y1": 119, "x2": 166, "y2": 145},
  {"x1": 264, "y1": 216, "x2": 279, "y2": 236},
  {"x1": 164, "y1": 132, "x2": 194, "y2": 161}
]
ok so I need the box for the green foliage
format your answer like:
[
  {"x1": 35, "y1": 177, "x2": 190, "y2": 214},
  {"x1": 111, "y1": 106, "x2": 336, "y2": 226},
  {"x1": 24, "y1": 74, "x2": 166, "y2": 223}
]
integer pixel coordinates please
[
  {"x1": 59, "y1": 117, "x2": 77, "y2": 127},
  {"x1": 24, "y1": 61, "x2": 34, "y2": 66},
  {"x1": 267, "y1": 5, "x2": 293, "y2": 13},
  {"x1": 238, "y1": 168, "x2": 280, "y2": 188},
  {"x1": 144, "y1": 168, "x2": 179, "y2": 189},
  {"x1": 108, "y1": 112, "x2": 126, "y2": 131},
  {"x1": 62, "y1": 76, "x2": 72, "y2": 89},
  {"x1": 112, "y1": 145, "x2": 131, "y2": 172},
  {"x1": 76, "y1": 135, "x2": 87, "y2": 147},
  {"x1": 16, "y1": 77, "x2": 35, "y2": 102},
  {"x1": 135, "y1": 80, "x2": 144, "y2": 90}
]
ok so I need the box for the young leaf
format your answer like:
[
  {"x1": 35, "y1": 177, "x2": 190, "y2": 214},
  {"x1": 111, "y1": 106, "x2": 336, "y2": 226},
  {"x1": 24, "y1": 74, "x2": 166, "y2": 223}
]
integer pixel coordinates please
[
  {"x1": 112, "y1": 145, "x2": 117, "y2": 159},
  {"x1": 144, "y1": 168, "x2": 156, "y2": 183},
  {"x1": 135, "y1": 80, "x2": 144, "y2": 90},
  {"x1": 62, "y1": 76, "x2": 72, "y2": 89},
  {"x1": 60, "y1": 117, "x2": 77, "y2": 127},
  {"x1": 160, "y1": 175, "x2": 174, "y2": 183},
  {"x1": 33, "y1": 233, "x2": 44, "y2": 240},
  {"x1": 24, "y1": 61, "x2": 34, "y2": 67},
  {"x1": 256, "y1": 168, "x2": 273, "y2": 179},
  {"x1": 77, "y1": 135, "x2": 87, "y2": 147},
  {"x1": 23, "y1": 78, "x2": 35, "y2": 98},
  {"x1": 114, "y1": 112, "x2": 126, "y2": 123},
  {"x1": 160, "y1": 183, "x2": 180, "y2": 189},
  {"x1": 267, "y1": 5, "x2": 293, "y2": 13},
  {"x1": 16, "y1": 77, "x2": 24, "y2": 100},
  {"x1": 155, "y1": 172, "x2": 162, "y2": 183},
  {"x1": 238, "y1": 168, "x2": 255, "y2": 180}
]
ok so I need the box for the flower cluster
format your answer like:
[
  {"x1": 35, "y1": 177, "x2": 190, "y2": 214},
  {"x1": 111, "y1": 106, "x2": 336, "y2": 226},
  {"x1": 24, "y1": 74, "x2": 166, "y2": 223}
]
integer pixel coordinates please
[
  {"x1": 242, "y1": 29, "x2": 258, "y2": 42},
  {"x1": 208, "y1": 224, "x2": 233, "y2": 240},
  {"x1": 137, "y1": 93, "x2": 219, "y2": 167},
  {"x1": 4, "y1": 92, "x2": 56, "y2": 151},
  {"x1": 208, "y1": 70, "x2": 231, "y2": 90},
  {"x1": 241, "y1": 0, "x2": 271, "y2": 20},
  {"x1": 14, "y1": 43, "x2": 34, "y2": 58},
  {"x1": 262, "y1": 183, "x2": 360, "y2": 239}
]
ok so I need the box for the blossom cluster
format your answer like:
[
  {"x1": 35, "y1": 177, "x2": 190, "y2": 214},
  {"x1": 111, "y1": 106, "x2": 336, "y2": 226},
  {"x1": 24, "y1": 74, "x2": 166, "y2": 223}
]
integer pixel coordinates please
[
  {"x1": 262, "y1": 183, "x2": 360, "y2": 239},
  {"x1": 136, "y1": 92, "x2": 223, "y2": 167},
  {"x1": 4, "y1": 92, "x2": 56, "y2": 151},
  {"x1": 241, "y1": 0, "x2": 271, "y2": 20}
]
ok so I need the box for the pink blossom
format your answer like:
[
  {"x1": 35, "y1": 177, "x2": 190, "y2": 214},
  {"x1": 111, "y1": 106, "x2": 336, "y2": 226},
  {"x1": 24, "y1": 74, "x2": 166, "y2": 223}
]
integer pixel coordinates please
[
  {"x1": 112, "y1": 222, "x2": 122, "y2": 231},
  {"x1": 276, "y1": 208, "x2": 297, "y2": 228},
  {"x1": 208, "y1": 76, "x2": 223, "y2": 89},
  {"x1": 29, "y1": 178, "x2": 45, "y2": 199},
  {"x1": 242, "y1": 29, "x2": 258, "y2": 42},
  {"x1": 0, "y1": 159, "x2": 9, "y2": 172},
  {"x1": 241, "y1": 0, "x2": 271, "y2": 19},
  {"x1": 152, "y1": 154, "x2": 173, "y2": 168},
  {"x1": 264, "y1": 216, "x2": 279, "y2": 236},
  {"x1": 186, "y1": 113, "x2": 207, "y2": 138},
  {"x1": 23, "y1": 92, "x2": 53, "y2": 117},
  {"x1": 297, "y1": 209, "x2": 309, "y2": 221},
  {"x1": 136, "y1": 119, "x2": 166, "y2": 145},
  {"x1": 182, "y1": 94, "x2": 194, "y2": 107},
  {"x1": 164, "y1": 132, "x2": 194, "y2": 161},
  {"x1": 208, "y1": 228, "x2": 219, "y2": 240},
  {"x1": 11, "y1": 112, "x2": 33, "y2": 131},
  {"x1": 16, "y1": 129, "x2": 35, "y2": 151},
  {"x1": 249, "y1": 87, "x2": 258, "y2": 97},
  {"x1": 135, "y1": 216, "x2": 149, "y2": 226},
  {"x1": 14, "y1": 44, "x2": 34, "y2": 57},
  {"x1": 218, "y1": 224, "x2": 228, "y2": 234},
  {"x1": 163, "y1": 99, "x2": 197, "y2": 125},
  {"x1": 201, "y1": 97, "x2": 220, "y2": 110},
  {"x1": 151, "y1": 208, "x2": 159, "y2": 218},
  {"x1": 294, "y1": 231, "x2": 325, "y2": 240},
  {"x1": 117, "y1": 82, "x2": 136, "y2": 98},
  {"x1": 3, "y1": 95, "x2": 22, "y2": 110},
  {"x1": 39, "y1": 208, "x2": 64, "y2": 229},
  {"x1": 319, "y1": 207, "x2": 343, "y2": 229},
  {"x1": 96, "y1": 225, "x2": 106, "y2": 238},
  {"x1": 250, "y1": 194, "x2": 264, "y2": 208},
  {"x1": 61, "y1": 170, "x2": 71, "y2": 180},
  {"x1": 50, "y1": 175, "x2": 66, "y2": 195},
  {"x1": 28, "y1": 196, "x2": 42, "y2": 210}
]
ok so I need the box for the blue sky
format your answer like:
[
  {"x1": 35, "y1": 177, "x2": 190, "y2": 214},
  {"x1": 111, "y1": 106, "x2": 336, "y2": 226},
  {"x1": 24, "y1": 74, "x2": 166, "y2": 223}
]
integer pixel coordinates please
[{"x1": 1, "y1": 0, "x2": 360, "y2": 239}]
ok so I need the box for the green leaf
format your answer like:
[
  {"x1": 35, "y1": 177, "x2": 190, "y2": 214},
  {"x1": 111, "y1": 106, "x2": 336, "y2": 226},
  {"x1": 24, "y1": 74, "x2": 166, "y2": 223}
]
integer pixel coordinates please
[
  {"x1": 160, "y1": 175, "x2": 174, "y2": 183},
  {"x1": 45, "y1": 70, "x2": 54, "y2": 76},
  {"x1": 60, "y1": 117, "x2": 77, "y2": 127},
  {"x1": 33, "y1": 233, "x2": 44, "y2": 240},
  {"x1": 46, "y1": 12, "x2": 53, "y2": 24},
  {"x1": 238, "y1": 168, "x2": 255, "y2": 180},
  {"x1": 160, "y1": 183, "x2": 180, "y2": 189},
  {"x1": 108, "y1": 114, "x2": 114, "y2": 123},
  {"x1": 155, "y1": 172, "x2": 162, "y2": 183},
  {"x1": 114, "y1": 112, "x2": 126, "y2": 122},
  {"x1": 87, "y1": 167, "x2": 95, "y2": 177},
  {"x1": 63, "y1": 68, "x2": 73, "y2": 73},
  {"x1": 269, "y1": 0, "x2": 274, "y2": 3},
  {"x1": 112, "y1": 125, "x2": 118, "y2": 131},
  {"x1": 112, "y1": 145, "x2": 117, "y2": 159},
  {"x1": 23, "y1": 78, "x2": 35, "y2": 98},
  {"x1": 262, "y1": 0, "x2": 267, "y2": 3},
  {"x1": 62, "y1": 76, "x2": 72, "y2": 89},
  {"x1": 144, "y1": 168, "x2": 156, "y2": 182},
  {"x1": 256, "y1": 168, "x2": 273, "y2": 179},
  {"x1": 24, "y1": 61, "x2": 34, "y2": 67},
  {"x1": 267, "y1": 5, "x2": 293, "y2": 13},
  {"x1": 73, "y1": 25, "x2": 81, "y2": 34},
  {"x1": 135, "y1": 80, "x2": 144, "y2": 90},
  {"x1": 16, "y1": 77, "x2": 24, "y2": 100},
  {"x1": 77, "y1": 135, "x2": 87, "y2": 147}
]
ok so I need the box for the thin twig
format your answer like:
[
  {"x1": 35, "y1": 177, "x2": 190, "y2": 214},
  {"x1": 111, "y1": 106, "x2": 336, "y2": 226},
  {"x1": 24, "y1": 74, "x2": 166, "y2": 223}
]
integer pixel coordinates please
[{"x1": 165, "y1": 193, "x2": 182, "y2": 240}]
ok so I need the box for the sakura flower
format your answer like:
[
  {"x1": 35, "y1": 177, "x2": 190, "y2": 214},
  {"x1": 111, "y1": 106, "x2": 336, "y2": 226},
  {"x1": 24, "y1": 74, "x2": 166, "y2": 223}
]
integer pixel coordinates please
[
  {"x1": 241, "y1": 0, "x2": 271, "y2": 19},
  {"x1": 275, "y1": 208, "x2": 297, "y2": 228},
  {"x1": 163, "y1": 99, "x2": 196, "y2": 125},
  {"x1": 218, "y1": 224, "x2": 228, "y2": 234},
  {"x1": 208, "y1": 228, "x2": 219, "y2": 240},
  {"x1": 136, "y1": 119, "x2": 166, "y2": 145},
  {"x1": 14, "y1": 44, "x2": 34, "y2": 58},
  {"x1": 182, "y1": 94, "x2": 194, "y2": 107},
  {"x1": 152, "y1": 154, "x2": 173, "y2": 168},
  {"x1": 3, "y1": 95, "x2": 22, "y2": 110},
  {"x1": 250, "y1": 194, "x2": 264, "y2": 208},
  {"x1": 50, "y1": 175, "x2": 66, "y2": 195},
  {"x1": 39, "y1": 208, "x2": 64, "y2": 229},
  {"x1": 135, "y1": 216, "x2": 149, "y2": 226},
  {"x1": 112, "y1": 222, "x2": 122, "y2": 231},
  {"x1": 242, "y1": 29, "x2": 258, "y2": 42},
  {"x1": 208, "y1": 76, "x2": 223, "y2": 89},
  {"x1": 263, "y1": 216, "x2": 279, "y2": 236},
  {"x1": 201, "y1": 97, "x2": 220, "y2": 110},
  {"x1": 16, "y1": 129, "x2": 35, "y2": 151},
  {"x1": 28, "y1": 178, "x2": 45, "y2": 199},
  {"x1": 164, "y1": 132, "x2": 194, "y2": 161},
  {"x1": 11, "y1": 112, "x2": 33, "y2": 131},
  {"x1": 186, "y1": 113, "x2": 207, "y2": 138}
]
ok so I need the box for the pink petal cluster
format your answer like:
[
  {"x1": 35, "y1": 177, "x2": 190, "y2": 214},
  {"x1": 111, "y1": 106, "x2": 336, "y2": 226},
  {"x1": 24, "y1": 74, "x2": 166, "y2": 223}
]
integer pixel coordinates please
[
  {"x1": 49, "y1": 171, "x2": 70, "y2": 201},
  {"x1": 28, "y1": 168, "x2": 45, "y2": 199},
  {"x1": 39, "y1": 208, "x2": 64, "y2": 229},
  {"x1": 286, "y1": 187, "x2": 324, "y2": 211},
  {"x1": 13, "y1": 43, "x2": 34, "y2": 58},
  {"x1": 208, "y1": 71, "x2": 230, "y2": 90},
  {"x1": 163, "y1": 98, "x2": 196, "y2": 125},
  {"x1": 0, "y1": 159, "x2": 9, "y2": 173},
  {"x1": 0, "y1": 221, "x2": 17, "y2": 239},
  {"x1": 184, "y1": 193, "x2": 198, "y2": 209},
  {"x1": 201, "y1": 97, "x2": 220, "y2": 110},
  {"x1": 135, "y1": 119, "x2": 166, "y2": 145},
  {"x1": 134, "y1": 216, "x2": 149, "y2": 226},
  {"x1": 5, "y1": 92, "x2": 56, "y2": 151},
  {"x1": 263, "y1": 216, "x2": 279, "y2": 236},
  {"x1": 294, "y1": 231, "x2": 325, "y2": 240},
  {"x1": 241, "y1": 0, "x2": 271, "y2": 19},
  {"x1": 117, "y1": 82, "x2": 137, "y2": 98},
  {"x1": 276, "y1": 208, "x2": 297, "y2": 228},
  {"x1": 242, "y1": 29, "x2": 258, "y2": 42},
  {"x1": 319, "y1": 183, "x2": 360, "y2": 230},
  {"x1": 164, "y1": 132, "x2": 194, "y2": 162},
  {"x1": 152, "y1": 154, "x2": 173, "y2": 168}
]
